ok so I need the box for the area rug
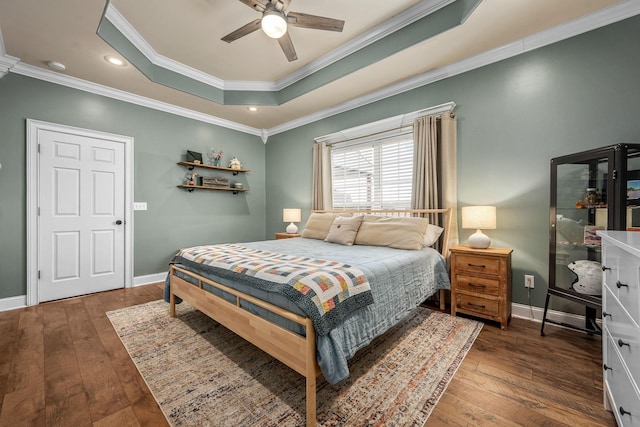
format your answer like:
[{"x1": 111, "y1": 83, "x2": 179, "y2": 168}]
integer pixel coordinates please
[{"x1": 107, "y1": 300, "x2": 482, "y2": 427}]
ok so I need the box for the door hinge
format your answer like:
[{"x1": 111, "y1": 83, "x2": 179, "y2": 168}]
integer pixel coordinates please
[
  {"x1": 38, "y1": 270, "x2": 41, "y2": 279},
  {"x1": 612, "y1": 169, "x2": 617, "y2": 180},
  {"x1": 37, "y1": 143, "x2": 41, "y2": 153},
  {"x1": 38, "y1": 207, "x2": 40, "y2": 216}
]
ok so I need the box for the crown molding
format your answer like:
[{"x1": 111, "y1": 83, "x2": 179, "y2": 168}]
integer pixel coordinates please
[
  {"x1": 274, "y1": 0, "x2": 455, "y2": 90},
  {"x1": 266, "y1": 0, "x2": 640, "y2": 137},
  {"x1": 9, "y1": 61, "x2": 262, "y2": 137},
  {"x1": 105, "y1": 0, "x2": 455, "y2": 93}
]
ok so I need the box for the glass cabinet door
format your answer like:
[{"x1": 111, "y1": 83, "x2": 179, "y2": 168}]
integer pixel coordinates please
[{"x1": 552, "y1": 158, "x2": 608, "y2": 293}]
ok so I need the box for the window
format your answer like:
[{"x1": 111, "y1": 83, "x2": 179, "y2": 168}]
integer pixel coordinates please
[{"x1": 331, "y1": 133, "x2": 413, "y2": 210}]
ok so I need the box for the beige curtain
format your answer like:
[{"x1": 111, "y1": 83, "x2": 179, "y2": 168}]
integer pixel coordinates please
[
  {"x1": 411, "y1": 112, "x2": 459, "y2": 251},
  {"x1": 311, "y1": 142, "x2": 332, "y2": 210}
]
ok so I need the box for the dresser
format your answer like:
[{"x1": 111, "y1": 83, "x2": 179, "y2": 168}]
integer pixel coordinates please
[
  {"x1": 449, "y1": 245, "x2": 512, "y2": 329},
  {"x1": 598, "y1": 231, "x2": 640, "y2": 427}
]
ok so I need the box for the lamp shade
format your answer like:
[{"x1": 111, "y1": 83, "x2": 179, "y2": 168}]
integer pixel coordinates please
[
  {"x1": 261, "y1": 9, "x2": 287, "y2": 39},
  {"x1": 283, "y1": 208, "x2": 301, "y2": 223},
  {"x1": 462, "y1": 206, "x2": 496, "y2": 230}
]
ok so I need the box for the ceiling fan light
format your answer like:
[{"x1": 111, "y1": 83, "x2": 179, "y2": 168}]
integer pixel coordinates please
[{"x1": 261, "y1": 10, "x2": 287, "y2": 39}]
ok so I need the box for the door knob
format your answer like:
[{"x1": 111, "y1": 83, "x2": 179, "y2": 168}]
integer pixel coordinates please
[{"x1": 116, "y1": 220, "x2": 123, "y2": 225}]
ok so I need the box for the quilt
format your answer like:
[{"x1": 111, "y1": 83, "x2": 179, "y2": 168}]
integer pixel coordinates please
[{"x1": 172, "y1": 244, "x2": 373, "y2": 336}]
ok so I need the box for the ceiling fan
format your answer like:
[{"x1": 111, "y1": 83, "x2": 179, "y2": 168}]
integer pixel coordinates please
[{"x1": 221, "y1": 0, "x2": 345, "y2": 62}]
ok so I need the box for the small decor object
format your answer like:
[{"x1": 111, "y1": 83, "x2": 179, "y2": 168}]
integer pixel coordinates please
[
  {"x1": 187, "y1": 150, "x2": 203, "y2": 164},
  {"x1": 461, "y1": 206, "x2": 496, "y2": 249},
  {"x1": 229, "y1": 157, "x2": 243, "y2": 170},
  {"x1": 568, "y1": 260, "x2": 602, "y2": 295},
  {"x1": 187, "y1": 171, "x2": 198, "y2": 185},
  {"x1": 283, "y1": 208, "x2": 301, "y2": 233},
  {"x1": 233, "y1": 182, "x2": 243, "y2": 189},
  {"x1": 201, "y1": 176, "x2": 229, "y2": 188},
  {"x1": 208, "y1": 148, "x2": 223, "y2": 167}
]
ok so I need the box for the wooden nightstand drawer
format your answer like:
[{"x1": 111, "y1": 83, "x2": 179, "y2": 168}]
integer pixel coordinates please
[
  {"x1": 454, "y1": 254, "x2": 501, "y2": 276},
  {"x1": 456, "y1": 294, "x2": 500, "y2": 318},
  {"x1": 456, "y1": 274, "x2": 500, "y2": 296}
]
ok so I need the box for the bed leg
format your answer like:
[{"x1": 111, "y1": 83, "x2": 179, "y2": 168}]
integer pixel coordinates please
[
  {"x1": 305, "y1": 318, "x2": 317, "y2": 427},
  {"x1": 306, "y1": 375, "x2": 317, "y2": 427},
  {"x1": 170, "y1": 290, "x2": 176, "y2": 318},
  {"x1": 439, "y1": 289, "x2": 446, "y2": 311}
]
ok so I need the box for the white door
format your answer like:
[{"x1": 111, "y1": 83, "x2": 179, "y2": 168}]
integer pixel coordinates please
[{"x1": 38, "y1": 129, "x2": 126, "y2": 302}]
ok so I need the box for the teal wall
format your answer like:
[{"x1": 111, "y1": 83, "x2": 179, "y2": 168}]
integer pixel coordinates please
[
  {"x1": 0, "y1": 74, "x2": 266, "y2": 299},
  {"x1": 265, "y1": 16, "x2": 640, "y2": 311}
]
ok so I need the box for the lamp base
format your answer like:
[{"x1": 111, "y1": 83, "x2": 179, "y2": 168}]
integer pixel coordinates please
[
  {"x1": 468, "y1": 229, "x2": 490, "y2": 249},
  {"x1": 286, "y1": 222, "x2": 298, "y2": 234}
]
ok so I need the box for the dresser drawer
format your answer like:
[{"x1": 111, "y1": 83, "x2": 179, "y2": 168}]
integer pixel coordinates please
[
  {"x1": 456, "y1": 294, "x2": 499, "y2": 317},
  {"x1": 604, "y1": 329, "x2": 640, "y2": 427},
  {"x1": 454, "y1": 254, "x2": 501, "y2": 276},
  {"x1": 604, "y1": 245, "x2": 640, "y2": 326},
  {"x1": 455, "y1": 274, "x2": 500, "y2": 297},
  {"x1": 604, "y1": 289, "x2": 640, "y2": 388}
]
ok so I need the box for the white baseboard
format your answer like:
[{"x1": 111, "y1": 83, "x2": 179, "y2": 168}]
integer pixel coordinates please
[
  {"x1": 511, "y1": 302, "x2": 601, "y2": 331},
  {"x1": 0, "y1": 295, "x2": 27, "y2": 312},
  {"x1": 0, "y1": 272, "x2": 167, "y2": 312},
  {"x1": 133, "y1": 272, "x2": 167, "y2": 287}
]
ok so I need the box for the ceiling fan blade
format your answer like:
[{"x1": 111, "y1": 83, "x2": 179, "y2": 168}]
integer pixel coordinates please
[
  {"x1": 221, "y1": 19, "x2": 262, "y2": 43},
  {"x1": 237, "y1": 0, "x2": 268, "y2": 12},
  {"x1": 287, "y1": 12, "x2": 345, "y2": 32},
  {"x1": 277, "y1": 32, "x2": 297, "y2": 62}
]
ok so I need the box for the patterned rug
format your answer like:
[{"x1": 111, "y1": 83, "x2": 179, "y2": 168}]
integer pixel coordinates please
[{"x1": 107, "y1": 300, "x2": 482, "y2": 427}]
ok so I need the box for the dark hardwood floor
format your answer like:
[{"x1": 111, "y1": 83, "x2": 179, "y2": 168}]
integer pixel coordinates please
[{"x1": 0, "y1": 284, "x2": 615, "y2": 426}]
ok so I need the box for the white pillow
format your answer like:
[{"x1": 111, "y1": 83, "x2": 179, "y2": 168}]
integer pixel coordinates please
[
  {"x1": 423, "y1": 223, "x2": 444, "y2": 247},
  {"x1": 324, "y1": 215, "x2": 363, "y2": 246},
  {"x1": 301, "y1": 212, "x2": 351, "y2": 240}
]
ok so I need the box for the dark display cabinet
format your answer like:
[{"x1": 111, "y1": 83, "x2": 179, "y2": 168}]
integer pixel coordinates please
[{"x1": 541, "y1": 144, "x2": 640, "y2": 335}]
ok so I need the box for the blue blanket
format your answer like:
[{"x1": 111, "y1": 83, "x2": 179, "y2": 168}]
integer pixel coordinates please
[{"x1": 165, "y1": 238, "x2": 449, "y2": 384}]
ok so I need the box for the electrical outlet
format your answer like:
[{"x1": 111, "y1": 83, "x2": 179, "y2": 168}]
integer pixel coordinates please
[{"x1": 525, "y1": 274, "x2": 534, "y2": 288}]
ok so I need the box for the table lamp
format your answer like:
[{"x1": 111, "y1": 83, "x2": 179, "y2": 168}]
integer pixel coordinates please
[
  {"x1": 462, "y1": 206, "x2": 496, "y2": 249},
  {"x1": 283, "y1": 208, "x2": 301, "y2": 234}
]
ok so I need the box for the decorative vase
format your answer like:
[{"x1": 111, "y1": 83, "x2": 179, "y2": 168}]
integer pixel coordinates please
[{"x1": 213, "y1": 158, "x2": 221, "y2": 167}]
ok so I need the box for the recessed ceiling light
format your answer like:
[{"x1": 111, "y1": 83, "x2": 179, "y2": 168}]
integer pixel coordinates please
[
  {"x1": 47, "y1": 61, "x2": 66, "y2": 71},
  {"x1": 247, "y1": 106, "x2": 259, "y2": 112},
  {"x1": 104, "y1": 55, "x2": 126, "y2": 66}
]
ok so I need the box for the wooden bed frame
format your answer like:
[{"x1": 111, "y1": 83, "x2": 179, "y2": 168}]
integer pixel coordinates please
[{"x1": 168, "y1": 208, "x2": 451, "y2": 427}]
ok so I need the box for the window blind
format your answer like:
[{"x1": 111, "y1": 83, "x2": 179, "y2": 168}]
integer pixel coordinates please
[{"x1": 331, "y1": 133, "x2": 413, "y2": 210}]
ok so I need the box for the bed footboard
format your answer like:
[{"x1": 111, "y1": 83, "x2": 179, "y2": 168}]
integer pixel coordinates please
[{"x1": 169, "y1": 265, "x2": 321, "y2": 427}]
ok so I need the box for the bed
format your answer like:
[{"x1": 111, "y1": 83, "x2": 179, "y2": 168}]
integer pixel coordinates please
[{"x1": 165, "y1": 209, "x2": 451, "y2": 427}]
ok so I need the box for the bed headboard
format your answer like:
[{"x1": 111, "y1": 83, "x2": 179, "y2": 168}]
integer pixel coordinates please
[{"x1": 311, "y1": 208, "x2": 452, "y2": 257}]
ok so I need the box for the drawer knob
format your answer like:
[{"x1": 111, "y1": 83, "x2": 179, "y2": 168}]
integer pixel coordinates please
[
  {"x1": 618, "y1": 339, "x2": 630, "y2": 348},
  {"x1": 619, "y1": 407, "x2": 631, "y2": 417},
  {"x1": 467, "y1": 302, "x2": 486, "y2": 309},
  {"x1": 603, "y1": 363, "x2": 612, "y2": 371},
  {"x1": 616, "y1": 281, "x2": 628, "y2": 289},
  {"x1": 602, "y1": 311, "x2": 612, "y2": 318},
  {"x1": 467, "y1": 263, "x2": 486, "y2": 268},
  {"x1": 602, "y1": 265, "x2": 611, "y2": 271}
]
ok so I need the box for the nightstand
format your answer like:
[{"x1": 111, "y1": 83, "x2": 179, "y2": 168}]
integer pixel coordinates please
[
  {"x1": 450, "y1": 245, "x2": 513, "y2": 329},
  {"x1": 275, "y1": 232, "x2": 301, "y2": 240}
]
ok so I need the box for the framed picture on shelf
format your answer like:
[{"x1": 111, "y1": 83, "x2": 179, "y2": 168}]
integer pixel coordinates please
[
  {"x1": 187, "y1": 150, "x2": 203, "y2": 164},
  {"x1": 583, "y1": 225, "x2": 604, "y2": 246}
]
